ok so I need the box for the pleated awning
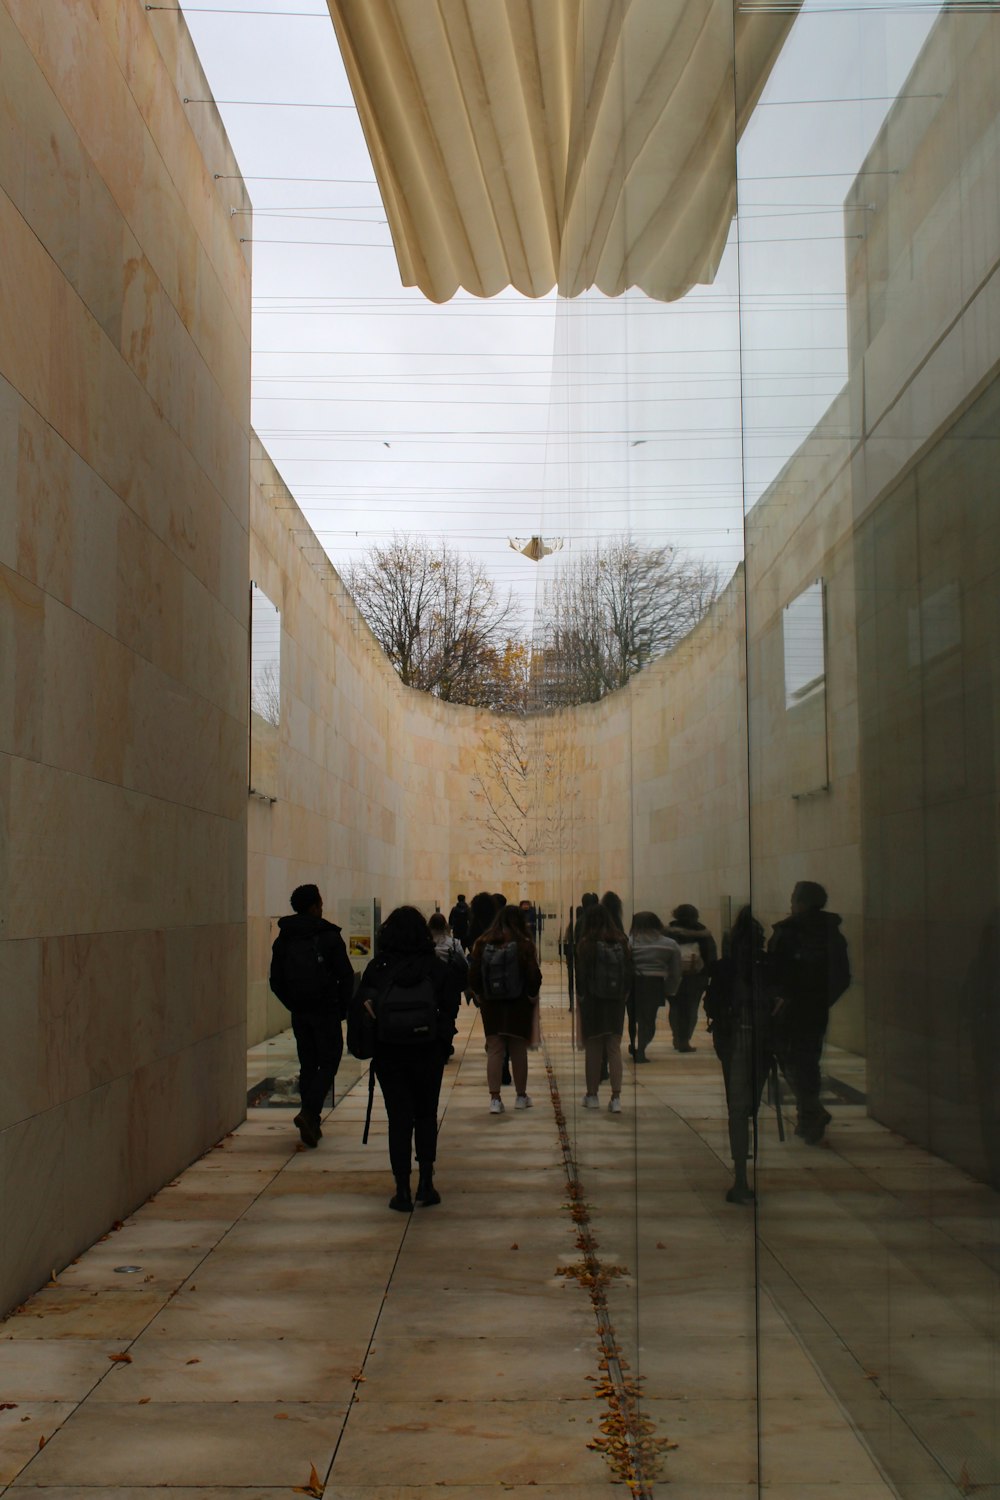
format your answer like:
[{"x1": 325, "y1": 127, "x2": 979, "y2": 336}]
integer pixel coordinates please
[{"x1": 326, "y1": 0, "x2": 798, "y2": 302}]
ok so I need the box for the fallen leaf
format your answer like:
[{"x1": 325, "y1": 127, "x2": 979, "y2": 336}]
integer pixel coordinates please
[
  {"x1": 108, "y1": 1353, "x2": 132, "y2": 1364},
  {"x1": 510, "y1": 1243, "x2": 519, "y2": 1251},
  {"x1": 275, "y1": 1412, "x2": 290, "y2": 1420},
  {"x1": 138, "y1": 1397, "x2": 151, "y2": 1405},
  {"x1": 37, "y1": 1435, "x2": 46, "y2": 1450},
  {"x1": 292, "y1": 1461, "x2": 325, "y2": 1497},
  {"x1": 0, "y1": 1403, "x2": 17, "y2": 1411},
  {"x1": 655, "y1": 1241, "x2": 666, "y2": 1249},
  {"x1": 185, "y1": 1358, "x2": 201, "y2": 1365}
]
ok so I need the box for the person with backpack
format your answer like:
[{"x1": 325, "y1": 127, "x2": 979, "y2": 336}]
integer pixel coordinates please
[
  {"x1": 666, "y1": 904, "x2": 718, "y2": 1052},
  {"x1": 768, "y1": 881, "x2": 851, "y2": 1145},
  {"x1": 468, "y1": 905, "x2": 542, "y2": 1114},
  {"x1": 628, "y1": 911, "x2": 682, "y2": 1063},
  {"x1": 575, "y1": 903, "x2": 633, "y2": 1112},
  {"x1": 268, "y1": 884, "x2": 356, "y2": 1148},
  {"x1": 447, "y1": 894, "x2": 471, "y2": 949},
  {"x1": 351, "y1": 906, "x2": 464, "y2": 1211},
  {"x1": 704, "y1": 907, "x2": 772, "y2": 1203}
]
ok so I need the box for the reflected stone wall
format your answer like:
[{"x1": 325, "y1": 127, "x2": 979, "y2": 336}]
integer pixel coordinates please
[
  {"x1": 0, "y1": 2, "x2": 252, "y2": 1313},
  {"x1": 847, "y1": 12, "x2": 1000, "y2": 1181}
]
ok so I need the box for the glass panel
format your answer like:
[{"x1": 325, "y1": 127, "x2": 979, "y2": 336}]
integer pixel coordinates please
[
  {"x1": 738, "y1": 2, "x2": 1000, "y2": 1493},
  {"x1": 249, "y1": 580, "x2": 281, "y2": 798}
]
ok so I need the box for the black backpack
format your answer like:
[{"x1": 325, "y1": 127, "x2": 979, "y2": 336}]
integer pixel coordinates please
[
  {"x1": 276, "y1": 933, "x2": 328, "y2": 1010},
  {"x1": 590, "y1": 939, "x2": 627, "y2": 1001},
  {"x1": 373, "y1": 965, "x2": 440, "y2": 1045},
  {"x1": 480, "y1": 941, "x2": 523, "y2": 1001}
]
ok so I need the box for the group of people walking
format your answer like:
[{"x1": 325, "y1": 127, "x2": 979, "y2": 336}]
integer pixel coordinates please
[{"x1": 269, "y1": 879, "x2": 849, "y2": 1211}]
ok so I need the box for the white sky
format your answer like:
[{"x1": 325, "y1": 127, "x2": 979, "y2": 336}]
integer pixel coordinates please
[{"x1": 178, "y1": 0, "x2": 938, "y2": 627}]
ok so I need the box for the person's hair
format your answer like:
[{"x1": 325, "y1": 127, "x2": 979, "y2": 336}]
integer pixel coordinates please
[
  {"x1": 793, "y1": 881, "x2": 828, "y2": 911},
  {"x1": 491, "y1": 892, "x2": 506, "y2": 910},
  {"x1": 428, "y1": 912, "x2": 449, "y2": 934},
  {"x1": 290, "y1": 884, "x2": 321, "y2": 914},
  {"x1": 470, "y1": 891, "x2": 497, "y2": 926},
  {"x1": 630, "y1": 910, "x2": 665, "y2": 936},
  {"x1": 581, "y1": 891, "x2": 599, "y2": 908},
  {"x1": 456, "y1": 893, "x2": 465, "y2": 902},
  {"x1": 672, "y1": 903, "x2": 700, "y2": 926},
  {"x1": 580, "y1": 902, "x2": 617, "y2": 943},
  {"x1": 377, "y1": 905, "x2": 433, "y2": 955},
  {"x1": 482, "y1": 904, "x2": 530, "y2": 947},
  {"x1": 601, "y1": 890, "x2": 625, "y2": 932}
]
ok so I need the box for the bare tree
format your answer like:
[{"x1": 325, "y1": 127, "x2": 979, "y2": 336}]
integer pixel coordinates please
[
  {"x1": 343, "y1": 535, "x2": 521, "y2": 705},
  {"x1": 250, "y1": 659, "x2": 281, "y2": 726},
  {"x1": 468, "y1": 715, "x2": 576, "y2": 868},
  {"x1": 536, "y1": 538, "x2": 720, "y2": 705}
]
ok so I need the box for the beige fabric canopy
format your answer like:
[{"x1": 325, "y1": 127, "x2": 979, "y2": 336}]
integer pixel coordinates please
[{"x1": 327, "y1": 0, "x2": 798, "y2": 302}]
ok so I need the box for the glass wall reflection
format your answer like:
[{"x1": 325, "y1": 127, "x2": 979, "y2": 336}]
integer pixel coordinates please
[{"x1": 532, "y1": 1, "x2": 999, "y2": 1492}]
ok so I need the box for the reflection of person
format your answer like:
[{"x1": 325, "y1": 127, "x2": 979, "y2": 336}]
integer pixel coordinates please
[
  {"x1": 518, "y1": 898, "x2": 539, "y2": 940},
  {"x1": 705, "y1": 907, "x2": 771, "y2": 1203},
  {"x1": 628, "y1": 912, "x2": 681, "y2": 1062},
  {"x1": 960, "y1": 908, "x2": 1000, "y2": 1187},
  {"x1": 666, "y1": 904, "x2": 718, "y2": 1051},
  {"x1": 268, "y1": 884, "x2": 355, "y2": 1149},
  {"x1": 469, "y1": 905, "x2": 542, "y2": 1114},
  {"x1": 768, "y1": 881, "x2": 850, "y2": 1145},
  {"x1": 576, "y1": 903, "x2": 633, "y2": 1113},
  {"x1": 561, "y1": 907, "x2": 581, "y2": 1012},
  {"x1": 355, "y1": 906, "x2": 464, "y2": 1211}
]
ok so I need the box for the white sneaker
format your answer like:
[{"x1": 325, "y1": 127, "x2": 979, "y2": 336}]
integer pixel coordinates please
[
  {"x1": 489, "y1": 1096, "x2": 505, "y2": 1114},
  {"x1": 515, "y1": 1094, "x2": 532, "y2": 1110},
  {"x1": 608, "y1": 1096, "x2": 622, "y2": 1114},
  {"x1": 582, "y1": 1094, "x2": 600, "y2": 1109}
]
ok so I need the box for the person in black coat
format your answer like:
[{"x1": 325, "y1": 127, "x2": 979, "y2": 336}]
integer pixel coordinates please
[
  {"x1": 704, "y1": 907, "x2": 771, "y2": 1203},
  {"x1": 354, "y1": 906, "x2": 464, "y2": 1211},
  {"x1": 666, "y1": 904, "x2": 718, "y2": 1052},
  {"x1": 768, "y1": 881, "x2": 850, "y2": 1145},
  {"x1": 269, "y1": 884, "x2": 355, "y2": 1148}
]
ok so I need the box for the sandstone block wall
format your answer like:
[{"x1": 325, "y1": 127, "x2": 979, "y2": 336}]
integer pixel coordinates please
[{"x1": 0, "y1": 1, "x2": 251, "y2": 1313}]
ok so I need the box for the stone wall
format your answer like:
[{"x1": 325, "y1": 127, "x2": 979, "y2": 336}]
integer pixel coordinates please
[{"x1": 0, "y1": 1, "x2": 252, "y2": 1312}]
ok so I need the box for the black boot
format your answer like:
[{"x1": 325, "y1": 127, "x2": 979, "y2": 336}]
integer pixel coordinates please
[
  {"x1": 389, "y1": 1175, "x2": 413, "y2": 1212},
  {"x1": 415, "y1": 1165, "x2": 441, "y2": 1207}
]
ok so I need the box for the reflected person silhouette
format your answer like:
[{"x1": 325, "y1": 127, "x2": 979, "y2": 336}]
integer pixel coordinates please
[
  {"x1": 704, "y1": 907, "x2": 772, "y2": 1204},
  {"x1": 768, "y1": 881, "x2": 851, "y2": 1145}
]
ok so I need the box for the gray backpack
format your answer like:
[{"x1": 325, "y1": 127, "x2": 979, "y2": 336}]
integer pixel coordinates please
[{"x1": 480, "y1": 941, "x2": 523, "y2": 1001}]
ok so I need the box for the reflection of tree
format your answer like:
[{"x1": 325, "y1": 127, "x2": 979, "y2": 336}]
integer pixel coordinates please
[
  {"x1": 251, "y1": 660, "x2": 280, "y2": 726},
  {"x1": 537, "y1": 537, "x2": 720, "y2": 705},
  {"x1": 468, "y1": 716, "x2": 575, "y2": 869}
]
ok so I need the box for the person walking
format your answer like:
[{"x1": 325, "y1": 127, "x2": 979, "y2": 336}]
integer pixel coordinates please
[
  {"x1": 575, "y1": 902, "x2": 632, "y2": 1112},
  {"x1": 704, "y1": 907, "x2": 772, "y2": 1203},
  {"x1": 666, "y1": 903, "x2": 718, "y2": 1052},
  {"x1": 268, "y1": 884, "x2": 355, "y2": 1148},
  {"x1": 468, "y1": 905, "x2": 542, "y2": 1114},
  {"x1": 768, "y1": 881, "x2": 850, "y2": 1145},
  {"x1": 628, "y1": 911, "x2": 682, "y2": 1062},
  {"x1": 352, "y1": 906, "x2": 464, "y2": 1210},
  {"x1": 448, "y1": 894, "x2": 471, "y2": 949}
]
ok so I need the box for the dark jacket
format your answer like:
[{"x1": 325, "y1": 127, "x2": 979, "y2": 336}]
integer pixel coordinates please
[
  {"x1": 448, "y1": 900, "x2": 471, "y2": 945},
  {"x1": 468, "y1": 936, "x2": 542, "y2": 1040},
  {"x1": 355, "y1": 948, "x2": 464, "y2": 1054},
  {"x1": 666, "y1": 920, "x2": 718, "y2": 993},
  {"x1": 768, "y1": 909, "x2": 850, "y2": 1030},
  {"x1": 705, "y1": 916, "x2": 770, "y2": 1054},
  {"x1": 269, "y1": 913, "x2": 354, "y2": 1014}
]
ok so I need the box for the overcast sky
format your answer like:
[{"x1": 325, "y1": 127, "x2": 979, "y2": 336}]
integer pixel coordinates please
[{"x1": 179, "y1": 0, "x2": 937, "y2": 627}]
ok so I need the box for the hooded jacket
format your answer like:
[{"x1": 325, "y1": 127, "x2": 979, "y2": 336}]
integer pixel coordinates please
[
  {"x1": 768, "y1": 909, "x2": 850, "y2": 1023},
  {"x1": 268, "y1": 913, "x2": 354, "y2": 1014}
]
